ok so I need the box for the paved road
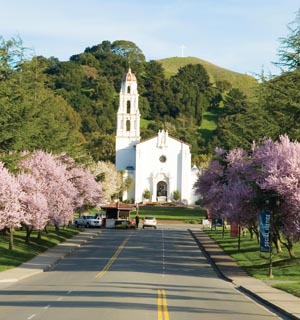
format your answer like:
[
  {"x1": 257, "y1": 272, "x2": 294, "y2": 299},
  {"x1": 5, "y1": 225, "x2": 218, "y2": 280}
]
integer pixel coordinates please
[{"x1": 0, "y1": 228, "x2": 285, "y2": 320}]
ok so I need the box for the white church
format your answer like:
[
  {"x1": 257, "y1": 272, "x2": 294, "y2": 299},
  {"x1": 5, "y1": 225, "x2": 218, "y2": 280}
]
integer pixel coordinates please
[{"x1": 115, "y1": 68, "x2": 199, "y2": 205}]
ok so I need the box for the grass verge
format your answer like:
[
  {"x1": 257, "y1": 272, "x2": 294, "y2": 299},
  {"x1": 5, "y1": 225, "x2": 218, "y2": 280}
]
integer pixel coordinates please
[
  {"x1": 0, "y1": 227, "x2": 81, "y2": 272},
  {"x1": 132, "y1": 206, "x2": 206, "y2": 224},
  {"x1": 205, "y1": 228, "x2": 300, "y2": 296},
  {"x1": 272, "y1": 282, "x2": 300, "y2": 298}
]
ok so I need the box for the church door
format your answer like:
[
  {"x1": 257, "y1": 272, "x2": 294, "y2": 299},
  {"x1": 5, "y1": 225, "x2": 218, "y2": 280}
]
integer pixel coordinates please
[{"x1": 157, "y1": 181, "x2": 167, "y2": 202}]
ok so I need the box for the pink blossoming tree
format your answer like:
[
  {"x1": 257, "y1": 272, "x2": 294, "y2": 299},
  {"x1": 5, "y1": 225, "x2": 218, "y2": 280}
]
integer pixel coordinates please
[
  {"x1": 0, "y1": 163, "x2": 24, "y2": 249},
  {"x1": 251, "y1": 135, "x2": 300, "y2": 257},
  {"x1": 19, "y1": 150, "x2": 77, "y2": 230},
  {"x1": 195, "y1": 135, "x2": 300, "y2": 258},
  {"x1": 17, "y1": 172, "x2": 48, "y2": 241},
  {"x1": 68, "y1": 165, "x2": 103, "y2": 213}
]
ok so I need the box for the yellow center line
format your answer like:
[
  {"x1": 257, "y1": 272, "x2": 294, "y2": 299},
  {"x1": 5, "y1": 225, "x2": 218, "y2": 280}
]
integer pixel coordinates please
[
  {"x1": 96, "y1": 237, "x2": 129, "y2": 279},
  {"x1": 158, "y1": 289, "x2": 170, "y2": 320}
]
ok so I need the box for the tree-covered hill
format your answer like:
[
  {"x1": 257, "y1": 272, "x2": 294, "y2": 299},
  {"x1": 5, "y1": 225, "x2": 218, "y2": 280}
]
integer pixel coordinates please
[
  {"x1": 158, "y1": 56, "x2": 258, "y2": 97},
  {"x1": 1, "y1": 8, "x2": 300, "y2": 170}
]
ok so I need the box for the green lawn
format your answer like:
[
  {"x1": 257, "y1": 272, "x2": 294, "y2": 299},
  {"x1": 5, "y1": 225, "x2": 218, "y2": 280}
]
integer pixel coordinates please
[
  {"x1": 199, "y1": 110, "x2": 218, "y2": 141},
  {"x1": 0, "y1": 227, "x2": 80, "y2": 272},
  {"x1": 201, "y1": 110, "x2": 218, "y2": 131},
  {"x1": 206, "y1": 228, "x2": 300, "y2": 297},
  {"x1": 132, "y1": 205, "x2": 206, "y2": 223},
  {"x1": 140, "y1": 118, "x2": 151, "y2": 129},
  {"x1": 272, "y1": 282, "x2": 300, "y2": 298}
]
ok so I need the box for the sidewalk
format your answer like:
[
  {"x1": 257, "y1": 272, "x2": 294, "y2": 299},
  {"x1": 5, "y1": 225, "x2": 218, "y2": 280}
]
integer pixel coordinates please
[
  {"x1": 190, "y1": 230, "x2": 300, "y2": 320},
  {"x1": 0, "y1": 230, "x2": 101, "y2": 288}
]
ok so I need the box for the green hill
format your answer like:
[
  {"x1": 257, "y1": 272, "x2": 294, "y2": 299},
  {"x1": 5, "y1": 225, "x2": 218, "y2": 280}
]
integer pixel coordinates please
[{"x1": 158, "y1": 56, "x2": 258, "y2": 97}]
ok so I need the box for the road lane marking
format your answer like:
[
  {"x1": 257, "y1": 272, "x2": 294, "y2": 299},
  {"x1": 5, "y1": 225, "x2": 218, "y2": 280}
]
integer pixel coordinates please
[
  {"x1": 158, "y1": 289, "x2": 170, "y2": 320},
  {"x1": 44, "y1": 305, "x2": 51, "y2": 309},
  {"x1": 96, "y1": 237, "x2": 129, "y2": 279},
  {"x1": 27, "y1": 315, "x2": 36, "y2": 320}
]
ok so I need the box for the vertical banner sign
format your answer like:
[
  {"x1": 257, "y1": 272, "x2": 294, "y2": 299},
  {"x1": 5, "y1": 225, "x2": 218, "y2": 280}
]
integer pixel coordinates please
[
  {"x1": 230, "y1": 222, "x2": 239, "y2": 237},
  {"x1": 259, "y1": 211, "x2": 271, "y2": 252}
]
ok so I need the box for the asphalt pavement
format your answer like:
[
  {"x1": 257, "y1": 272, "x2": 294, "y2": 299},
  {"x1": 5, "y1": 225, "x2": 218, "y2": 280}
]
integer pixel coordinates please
[
  {"x1": 0, "y1": 230, "x2": 101, "y2": 287},
  {"x1": 190, "y1": 229, "x2": 300, "y2": 320},
  {"x1": 0, "y1": 226, "x2": 299, "y2": 319}
]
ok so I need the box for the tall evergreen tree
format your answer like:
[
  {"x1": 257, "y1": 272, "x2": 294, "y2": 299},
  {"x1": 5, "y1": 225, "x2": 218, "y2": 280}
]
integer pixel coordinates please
[
  {"x1": 0, "y1": 40, "x2": 86, "y2": 157},
  {"x1": 275, "y1": 9, "x2": 300, "y2": 71}
]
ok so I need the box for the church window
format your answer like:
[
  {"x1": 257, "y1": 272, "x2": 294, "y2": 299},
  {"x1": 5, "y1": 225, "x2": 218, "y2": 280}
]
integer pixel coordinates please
[
  {"x1": 126, "y1": 120, "x2": 130, "y2": 131},
  {"x1": 127, "y1": 100, "x2": 130, "y2": 114},
  {"x1": 127, "y1": 85, "x2": 131, "y2": 93},
  {"x1": 159, "y1": 155, "x2": 167, "y2": 163}
]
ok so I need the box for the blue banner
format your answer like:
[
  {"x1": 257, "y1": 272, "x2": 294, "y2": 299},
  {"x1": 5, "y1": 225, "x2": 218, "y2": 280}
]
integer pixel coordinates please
[{"x1": 259, "y1": 211, "x2": 270, "y2": 252}]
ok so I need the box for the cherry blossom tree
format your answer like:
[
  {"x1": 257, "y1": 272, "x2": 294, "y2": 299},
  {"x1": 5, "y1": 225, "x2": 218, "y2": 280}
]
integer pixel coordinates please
[
  {"x1": 17, "y1": 172, "x2": 48, "y2": 242},
  {"x1": 224, "y1": 148, "x2": 258, "y2": 236},
  {"x1": 19, "y1": 150, "x2": 77, "y2": 230},
  {"x1": 195, "y1": 147, "x2": 258, "y2": 238},
  {"x1": 251, "y1": 135, "x2": 300, "y2": 257},
  {"x1": 89, "y1": 161, "x2": 122, "y2": 202},
  {"x1": 194, "y1": 158, "x2": 226, "y2": 219},
  {"x1": 68, "y1": 165, "x2": 103, "y2": 213},
  {"x1": 0, "y1": 162, "x2": 24, "y2": 250},
  {"x1": 195, "y1": 135, "x2": 300, "y2": 258}
]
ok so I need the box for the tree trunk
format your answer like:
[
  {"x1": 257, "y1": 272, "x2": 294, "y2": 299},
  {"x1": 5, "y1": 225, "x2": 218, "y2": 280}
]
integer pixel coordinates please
[
  {"x1": 248, "y1": 227, "x2": 254, "y2": 240},
  {"x1": 273, "y1": 229, "x2": 282, "y2": 253},
  {"x1": 0, "y1": 227, "x2": 8, "y2": 235},
  {"x1": 9, "y1": 227, "x2": 14, "y2": 250},
  {"x1": 253, "y1": 228, "x2": 260, "y2": 244},
  {"x1": 37, "y1": 230, "x2": 42, "y2": 240},
  {"x1": 287, "y1": 238, "x2": 295, "y2": 258},
  {"x1": 25, "y1": 225, "x2": 33, "y2": 243},
  {"x1": 280, "y1": 237, "x2": 295, "y2": 258}
]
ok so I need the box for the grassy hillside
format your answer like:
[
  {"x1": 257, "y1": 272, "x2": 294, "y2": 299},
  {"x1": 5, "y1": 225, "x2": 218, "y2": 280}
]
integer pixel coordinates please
[
  {"x1": 200, "y1": 110, "x2": 219, "y2": 141},
  {"x1": 158, "y1": 56, "x2": 258, "y2": 97}
]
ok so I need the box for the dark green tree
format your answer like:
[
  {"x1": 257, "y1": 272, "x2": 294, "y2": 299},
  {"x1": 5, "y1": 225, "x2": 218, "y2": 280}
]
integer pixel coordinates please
[
  {"x1": 142, "y1": 60, "x2": 174, "y2": 119},
  {"x1": 169, "y1": 64, "x2": 212, "y2": 125},
  {"x1": 0, "y1": 42, "x2": 86, "y2": 157},
  {"x1": 223, "y1": 88, "x2": 248, "y2": 115},
  {"x1": 111, "y1": 40, "x2": 145, "y2": 63},
  {"x1": 259, "y1": 70, "x2": 300, "y2": 140},
  {"x1": 0, "y1": 35, "x2": 33, "y2": 79},
  {"x1": 275, "y1": 9, "x2": 300, "y2": 71}
]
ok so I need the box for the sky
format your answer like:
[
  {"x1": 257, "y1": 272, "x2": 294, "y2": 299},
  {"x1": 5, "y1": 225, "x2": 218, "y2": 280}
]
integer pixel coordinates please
[{"x1": 1, "y1": 0, "x2": 299, "y2": 75}]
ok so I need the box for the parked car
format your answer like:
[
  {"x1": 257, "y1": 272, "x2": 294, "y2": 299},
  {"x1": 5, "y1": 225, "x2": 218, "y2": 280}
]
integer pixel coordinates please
[
  {"x1": 142, "y1": 216, "x2": 157, "y2": 229},
  {"x1": 74, "y1": 215, "x2": 102, "y2": 228}
]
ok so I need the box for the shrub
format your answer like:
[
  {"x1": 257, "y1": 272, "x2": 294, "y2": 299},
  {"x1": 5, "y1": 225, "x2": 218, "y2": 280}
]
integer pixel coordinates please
[{"x1": 143, "y1": 189, "x2": 151, "y2": 200}]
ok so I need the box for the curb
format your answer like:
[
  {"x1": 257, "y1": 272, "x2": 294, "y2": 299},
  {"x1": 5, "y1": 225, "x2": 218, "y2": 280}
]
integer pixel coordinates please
[
  {"x1": 189, "y1": 229, "x2": 298, "y2": 320},
  {"x1": 42, "y1": 230, "x2": 102, "y2": 272},
  {"x1": 238, "y1": 286, "x2": 300, "y2": 320},
  {"x1": 188, "y1": 229, "x2": 232, "y2": 282},
  {"x1": 0, "y1": 230, "x2": 102, "y2": 285}
]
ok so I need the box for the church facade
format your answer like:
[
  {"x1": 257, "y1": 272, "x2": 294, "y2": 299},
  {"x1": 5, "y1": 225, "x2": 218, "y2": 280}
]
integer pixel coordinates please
[{"x1": 115, "y1": 68, "x2": 199, "y2": 204}]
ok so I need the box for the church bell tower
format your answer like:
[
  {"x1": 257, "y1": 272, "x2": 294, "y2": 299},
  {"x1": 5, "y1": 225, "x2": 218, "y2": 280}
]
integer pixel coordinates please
[{"x1": 115, "y1": 68, "x2": 141, "y2": 170}]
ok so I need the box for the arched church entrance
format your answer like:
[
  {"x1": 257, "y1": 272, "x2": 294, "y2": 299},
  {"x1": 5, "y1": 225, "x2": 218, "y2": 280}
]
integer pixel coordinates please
[{"x1": 157, "y1": 181, "x2": 167, "y2": 203}]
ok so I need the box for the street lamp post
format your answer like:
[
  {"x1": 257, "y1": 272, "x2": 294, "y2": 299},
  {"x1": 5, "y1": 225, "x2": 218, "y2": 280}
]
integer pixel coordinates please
[
  {"x1": 265, "y1": 199, "x2": 273, "y2": 278},
  {"x1": 266, "y1": 198, "x2": 280, "y2": 278},
  {"x1": 268, "y1": 209, "x2": 273, "y2": 278}
]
